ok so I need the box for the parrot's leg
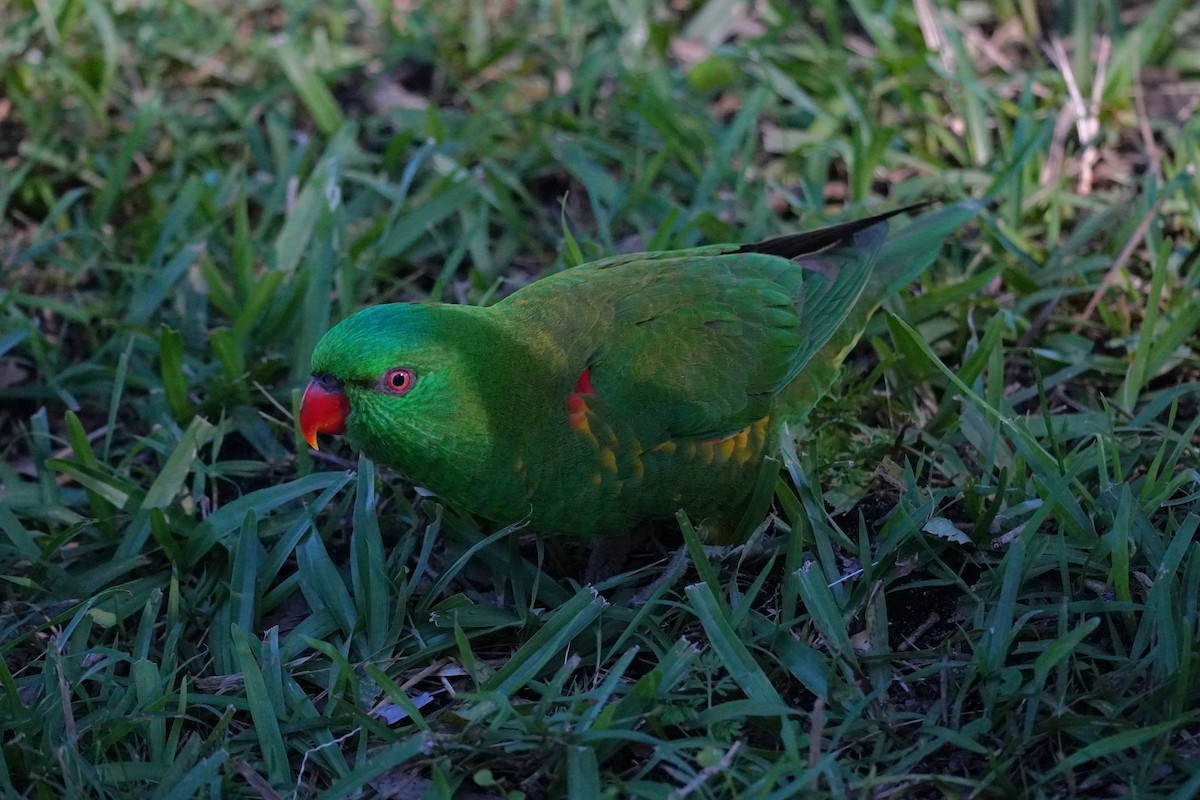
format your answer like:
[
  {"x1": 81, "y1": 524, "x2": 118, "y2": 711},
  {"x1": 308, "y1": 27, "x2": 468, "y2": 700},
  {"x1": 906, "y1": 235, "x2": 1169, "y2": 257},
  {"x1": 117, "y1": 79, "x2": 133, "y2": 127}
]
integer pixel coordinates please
[
  {"x1": 625, "y1": 545, "x2": 691, "y2": 606},
  {"x1": 583, "y1": 533, "x2": 632, "y2": 584}
]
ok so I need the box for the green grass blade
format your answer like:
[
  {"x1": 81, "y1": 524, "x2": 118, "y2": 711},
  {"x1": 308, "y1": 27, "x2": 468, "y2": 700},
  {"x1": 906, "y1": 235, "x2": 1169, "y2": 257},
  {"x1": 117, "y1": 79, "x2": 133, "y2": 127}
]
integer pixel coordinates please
[
  {"x1": 231, "y1": 625, "x2": 290, "y2": 786},
  {"x1": 685, "y1": 582, "x2": 786, "y2": 708},
  {"x1": 483, "y1": 587, "x2": 607, "y2": 697}
]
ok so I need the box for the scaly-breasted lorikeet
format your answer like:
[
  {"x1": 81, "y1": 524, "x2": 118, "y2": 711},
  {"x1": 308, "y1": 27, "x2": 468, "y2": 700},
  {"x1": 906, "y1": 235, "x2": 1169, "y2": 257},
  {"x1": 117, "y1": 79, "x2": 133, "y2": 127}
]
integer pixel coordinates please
[{"x1": 300, "y1": 202, "x2": 978, "y2": 544}]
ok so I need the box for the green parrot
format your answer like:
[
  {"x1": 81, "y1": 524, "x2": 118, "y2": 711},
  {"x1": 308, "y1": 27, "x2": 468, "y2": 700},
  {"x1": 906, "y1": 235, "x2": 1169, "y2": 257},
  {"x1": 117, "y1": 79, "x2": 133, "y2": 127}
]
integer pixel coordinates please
[{"x1": 300, "y1": 202, "x2": 978, "y2": 544}]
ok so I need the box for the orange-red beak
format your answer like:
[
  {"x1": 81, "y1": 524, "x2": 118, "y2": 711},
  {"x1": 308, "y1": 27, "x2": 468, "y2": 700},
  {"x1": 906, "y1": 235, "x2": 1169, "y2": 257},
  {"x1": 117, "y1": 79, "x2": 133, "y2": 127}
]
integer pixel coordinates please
[{"x1": 300, "y1": 375, "x2": 350, "y2": 450}]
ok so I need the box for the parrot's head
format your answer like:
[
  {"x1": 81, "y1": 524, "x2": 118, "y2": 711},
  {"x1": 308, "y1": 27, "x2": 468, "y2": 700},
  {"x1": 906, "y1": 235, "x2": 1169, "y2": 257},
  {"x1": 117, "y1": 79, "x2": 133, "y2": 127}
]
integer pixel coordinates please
[{"x1": 300, "y1": 303, "x2": 498, "y2": 470}]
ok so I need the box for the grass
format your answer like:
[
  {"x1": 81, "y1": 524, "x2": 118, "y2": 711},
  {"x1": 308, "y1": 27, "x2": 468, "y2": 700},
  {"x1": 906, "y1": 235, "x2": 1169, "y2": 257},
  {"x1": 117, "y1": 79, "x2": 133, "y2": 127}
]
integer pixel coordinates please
[{"x1": 3, "y1": 0, "x2": 1200, "y2": 797}]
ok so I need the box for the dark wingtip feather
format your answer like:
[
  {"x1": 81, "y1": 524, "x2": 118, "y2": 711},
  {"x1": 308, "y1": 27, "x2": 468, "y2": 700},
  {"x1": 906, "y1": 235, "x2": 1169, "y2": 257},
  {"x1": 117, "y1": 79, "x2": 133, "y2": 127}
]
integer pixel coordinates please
[{"x1": 738, "y1": 201, "x2": 936, "y2": 260}]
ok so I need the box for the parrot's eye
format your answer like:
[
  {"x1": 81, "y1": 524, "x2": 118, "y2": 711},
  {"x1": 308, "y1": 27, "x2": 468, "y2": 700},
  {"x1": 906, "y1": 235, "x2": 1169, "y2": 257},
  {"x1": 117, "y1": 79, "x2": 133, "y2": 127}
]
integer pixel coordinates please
[{"x1": 382, "y1": 368, "x2": 416, "y2": 395}]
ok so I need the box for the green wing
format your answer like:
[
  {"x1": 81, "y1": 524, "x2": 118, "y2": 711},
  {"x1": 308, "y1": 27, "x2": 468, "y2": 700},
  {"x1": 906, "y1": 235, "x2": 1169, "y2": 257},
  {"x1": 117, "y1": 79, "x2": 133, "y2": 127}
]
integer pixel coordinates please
[
  {"x1": 582, "y1": 223, "x2": 890, "y2": 441},
  {"x1": 578, "y1": 201, "x2": 982, "y2": 440},
  {"x1": 588, "y1": 252, "x2": 806, "y2": 440}
]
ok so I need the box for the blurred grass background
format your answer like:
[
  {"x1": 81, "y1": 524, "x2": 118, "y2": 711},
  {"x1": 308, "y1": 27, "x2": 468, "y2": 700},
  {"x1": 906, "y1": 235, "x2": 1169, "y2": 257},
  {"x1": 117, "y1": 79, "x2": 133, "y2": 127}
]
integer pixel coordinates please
[{"x1": 2, "y1": 0, "x2": 1200, "y2": 797}]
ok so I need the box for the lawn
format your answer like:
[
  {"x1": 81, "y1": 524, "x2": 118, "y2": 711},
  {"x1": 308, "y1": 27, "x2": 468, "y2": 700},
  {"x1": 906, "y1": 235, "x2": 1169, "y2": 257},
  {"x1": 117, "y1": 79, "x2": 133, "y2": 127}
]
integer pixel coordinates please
[{"x1": 3, "y1": 0, "x2": 1200, "y2": 797}]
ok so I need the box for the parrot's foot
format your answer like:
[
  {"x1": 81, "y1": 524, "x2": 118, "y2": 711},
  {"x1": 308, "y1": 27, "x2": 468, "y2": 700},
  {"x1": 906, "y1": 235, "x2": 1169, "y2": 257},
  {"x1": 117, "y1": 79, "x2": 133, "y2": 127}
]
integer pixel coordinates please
[
  {"x1": 625, "y1": 545, "x2": 691, "y2": 606},
  {"x1": 583, "y1": 534, "x2": 633, "y2": 584}
]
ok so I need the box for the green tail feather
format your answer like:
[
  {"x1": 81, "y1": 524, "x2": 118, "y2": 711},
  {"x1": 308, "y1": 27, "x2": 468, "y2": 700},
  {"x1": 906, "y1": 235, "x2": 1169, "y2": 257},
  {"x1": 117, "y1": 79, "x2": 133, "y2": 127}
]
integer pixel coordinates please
[{"x1": 781, "y1": 199, "x2": 984, "y2": 421}]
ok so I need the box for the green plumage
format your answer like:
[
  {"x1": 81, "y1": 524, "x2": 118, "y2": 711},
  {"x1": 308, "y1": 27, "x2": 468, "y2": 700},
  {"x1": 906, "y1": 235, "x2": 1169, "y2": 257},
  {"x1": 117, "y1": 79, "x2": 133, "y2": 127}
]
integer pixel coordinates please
[{"x1": 307, "y1": 202, "x2": 978, "y2": 542}]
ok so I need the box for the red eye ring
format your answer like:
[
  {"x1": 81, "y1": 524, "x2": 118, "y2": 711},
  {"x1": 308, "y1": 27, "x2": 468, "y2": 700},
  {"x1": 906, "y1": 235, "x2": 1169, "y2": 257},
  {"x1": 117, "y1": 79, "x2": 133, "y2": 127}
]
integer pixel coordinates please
[{"x1": 382, "y1": 368, "x2": 416, "y2": 395}]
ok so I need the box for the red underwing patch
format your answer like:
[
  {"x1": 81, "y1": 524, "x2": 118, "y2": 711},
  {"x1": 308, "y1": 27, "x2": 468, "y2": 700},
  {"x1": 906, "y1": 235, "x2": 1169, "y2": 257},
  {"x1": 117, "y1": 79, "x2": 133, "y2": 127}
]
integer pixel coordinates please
[
  {"x1": 567, "y1": 368, "x2": 594, "y2": 431},
  {"x1": 574, "y1": 368, "x2": 594, "y2": 395}
]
